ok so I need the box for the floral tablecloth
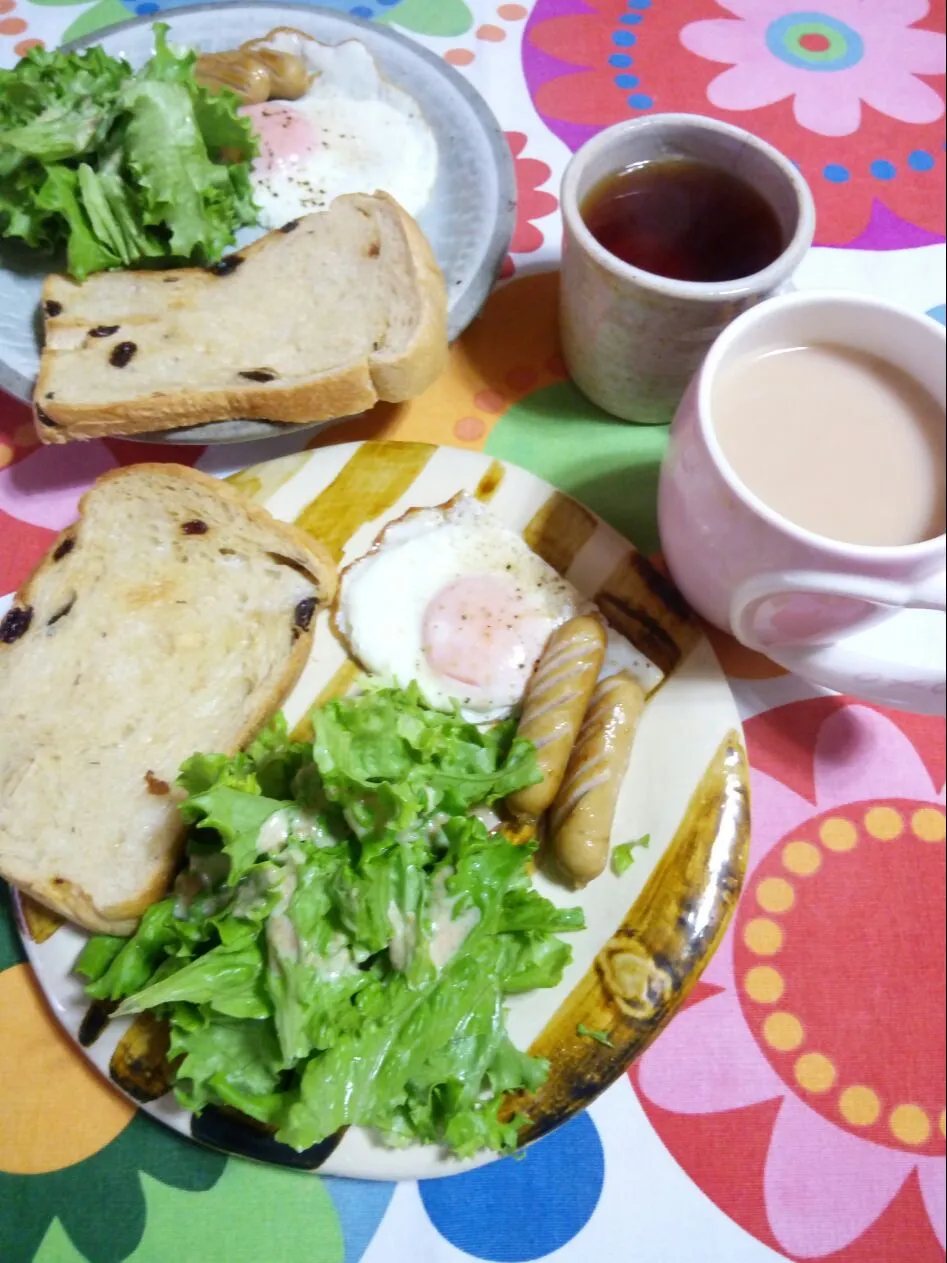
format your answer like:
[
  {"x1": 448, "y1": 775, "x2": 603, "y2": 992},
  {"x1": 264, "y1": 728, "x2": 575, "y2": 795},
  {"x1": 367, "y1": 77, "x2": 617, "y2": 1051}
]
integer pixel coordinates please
[{"x1": 1, "y1": 3, "x2": 945, "y2": 1261}]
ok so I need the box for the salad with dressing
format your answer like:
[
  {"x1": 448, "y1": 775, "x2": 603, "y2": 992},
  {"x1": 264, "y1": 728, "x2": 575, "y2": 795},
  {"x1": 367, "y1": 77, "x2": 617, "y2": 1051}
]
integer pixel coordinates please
[{"x1": 76, "y1": 683, "x2": 584, "y2": 1157}]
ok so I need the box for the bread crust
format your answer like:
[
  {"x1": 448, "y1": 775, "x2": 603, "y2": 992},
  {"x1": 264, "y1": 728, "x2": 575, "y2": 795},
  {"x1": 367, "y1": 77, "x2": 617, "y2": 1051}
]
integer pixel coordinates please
[
  {"x1": 0, "y1": 464, "x2": 336, "y2": 934},
  {"x1": 34, "y1": 192, "x2": 448, "y2": 444}
]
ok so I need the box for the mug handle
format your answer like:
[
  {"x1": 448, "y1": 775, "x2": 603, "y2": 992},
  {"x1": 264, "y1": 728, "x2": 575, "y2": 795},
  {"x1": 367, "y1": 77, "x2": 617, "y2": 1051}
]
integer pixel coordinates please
[{"x1": 729, "y1": 568, "x2": 947, "y2": 713}]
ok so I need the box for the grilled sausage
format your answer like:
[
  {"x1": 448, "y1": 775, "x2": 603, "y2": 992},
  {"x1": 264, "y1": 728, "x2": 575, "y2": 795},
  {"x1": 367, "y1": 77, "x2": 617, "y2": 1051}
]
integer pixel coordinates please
[
  {"x1": 194, "y1": 48, "x2": 310, "y2": 105},
  {"x1": 245, "y1": 47, "x2": 311, "y2": 100},
  {"x1": 507, "y1": 615, "x2": 607, "y2": 819},
  {"x1": 194, "y1": 51, "x2": 272, "y2": 105},
  {"x1": 548, "y1": 671, "x2": 645, "y2": 886}
]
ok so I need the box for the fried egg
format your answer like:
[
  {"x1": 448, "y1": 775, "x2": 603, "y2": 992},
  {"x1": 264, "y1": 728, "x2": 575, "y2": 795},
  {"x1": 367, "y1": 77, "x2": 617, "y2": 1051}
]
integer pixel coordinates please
[
  {"x1": 241, "y1": 33, "x2": 438, "y2": 230},
  {"x1": 336, "y1": 498, "x2": 583, "y2": 722}
]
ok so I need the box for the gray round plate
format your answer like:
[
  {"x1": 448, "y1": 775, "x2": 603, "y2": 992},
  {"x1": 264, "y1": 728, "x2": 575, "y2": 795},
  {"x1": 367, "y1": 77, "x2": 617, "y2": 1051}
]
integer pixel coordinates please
[{"x1": 0, "y1": 4, "x2": 516, "y2": 443}]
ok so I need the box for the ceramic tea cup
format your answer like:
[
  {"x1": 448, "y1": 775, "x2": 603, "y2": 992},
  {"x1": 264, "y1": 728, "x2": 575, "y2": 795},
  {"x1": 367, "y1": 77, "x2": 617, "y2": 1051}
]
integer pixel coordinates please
[
  {"x1": 658, "y1": 290, "x2": 946, "y2": 715},
  {"x1": 559, "y1": 114, "x2": 815, "y2": 424}
]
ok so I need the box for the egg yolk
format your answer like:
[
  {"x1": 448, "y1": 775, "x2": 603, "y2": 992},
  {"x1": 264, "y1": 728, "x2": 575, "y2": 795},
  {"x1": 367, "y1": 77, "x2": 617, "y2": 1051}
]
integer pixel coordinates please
[
  {"x1": 422, "y1": 575, "x2": 551, "y2": 699},
  {"x1": 241, "y1": 102, "x2": 318, "y2": 175}
]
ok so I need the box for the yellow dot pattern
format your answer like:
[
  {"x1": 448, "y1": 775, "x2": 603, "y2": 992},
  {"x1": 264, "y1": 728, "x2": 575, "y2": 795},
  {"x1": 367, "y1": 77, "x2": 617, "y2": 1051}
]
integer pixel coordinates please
[
  {"x1": 912, "y1": 807, "x2": 945, "y2": 843},
  {"x1": 744, "y1": 918, "x2": 783, "y2": 956},
  {"x1": 756, "y1": 877, "x2": 795, "y2": 914},
  {"x1": 750, "y1": 804, "x2": 947, "y2": 1146},
  {"x1": 865, "y1": 806, "x2": 904, "y2": 840},
  {"x1": 840, "y1": 1085, "x2": 881, "y2": 1127},
  {"x1": 763, "y1": 1012, "x2": 804, "y2": 1052},
  {"x1": 819, "y1": 817, "x2": 858, "y2": 852},
  {"x1": 889, "y1": 1104, "x2": 931, "y2": 1146},
  {"x1": 795, "y1": 1052, "x2": 836, "y2": 1094},
  {"x1": 744, "y1": 966, "x2": 784, "y2": 1005},
  {"x1": 782, "y1": 840, "x2": 821, "y2": 875}
]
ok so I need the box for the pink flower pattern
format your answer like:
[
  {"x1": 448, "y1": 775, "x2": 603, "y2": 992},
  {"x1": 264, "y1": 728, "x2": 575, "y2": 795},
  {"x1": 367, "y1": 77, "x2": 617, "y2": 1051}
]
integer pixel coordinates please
[{"x1": 682, "y1": 0, "x2": 946, "y2": 138}]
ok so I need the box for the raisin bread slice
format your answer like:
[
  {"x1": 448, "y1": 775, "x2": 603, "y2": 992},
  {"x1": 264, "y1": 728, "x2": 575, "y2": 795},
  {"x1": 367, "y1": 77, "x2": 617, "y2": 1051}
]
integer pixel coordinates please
[
  {"x1": 0, "y1": 463, "x2": 335, "y2": 934},
  {"x1": 34, "y1": 191, "x2": 447, "y2": 443}
]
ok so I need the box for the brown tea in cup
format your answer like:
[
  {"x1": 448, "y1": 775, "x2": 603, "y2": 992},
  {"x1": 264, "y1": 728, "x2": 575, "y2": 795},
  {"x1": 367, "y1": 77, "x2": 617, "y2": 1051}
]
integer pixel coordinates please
[{"x1": 580, "y1": 157, "x2": 784, "y2": 284}]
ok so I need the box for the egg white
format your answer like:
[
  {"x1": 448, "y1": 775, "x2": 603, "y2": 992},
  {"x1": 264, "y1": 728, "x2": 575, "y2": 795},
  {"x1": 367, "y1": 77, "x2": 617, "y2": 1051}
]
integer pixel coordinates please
[
  {"x1": 247, "y1": 34, "x2": 438, "y2": 229},
  {"x1": 336, "y1": 499, "x2": 583, "y2": 722}
]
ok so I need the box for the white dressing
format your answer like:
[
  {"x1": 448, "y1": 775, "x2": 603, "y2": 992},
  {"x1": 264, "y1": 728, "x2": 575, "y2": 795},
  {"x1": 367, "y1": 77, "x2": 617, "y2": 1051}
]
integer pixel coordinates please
[
  {"x1": 257, "y1": 806, "x2": 332, "y2": 853},
  {"x1": 427, "y1": 868, "x2": 480, "y2": 972}
]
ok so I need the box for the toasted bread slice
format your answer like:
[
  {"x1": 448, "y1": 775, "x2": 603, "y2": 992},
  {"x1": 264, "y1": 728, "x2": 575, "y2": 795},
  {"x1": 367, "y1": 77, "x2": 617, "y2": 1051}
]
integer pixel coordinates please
[
  {"x1": 0, "y1": 464, "x2": 335, "y2": 934},
  {"x1": 34, "y1": 192, "x2": 447, "y2": 443}
]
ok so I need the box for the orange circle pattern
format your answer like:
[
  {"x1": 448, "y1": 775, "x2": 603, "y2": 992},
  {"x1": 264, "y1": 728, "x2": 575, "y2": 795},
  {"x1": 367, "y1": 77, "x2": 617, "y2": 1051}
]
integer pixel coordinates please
[
  {"x1": 473, "y1": 388, "x2": 506, "y2": 414},
  {"x1": 912, "y1": 806, "x2": 946, "y2": 842},
  {"x1": 453, "y1": 415, "x2": 486, "y2": 443},
  {"x1": 763, "y1": 1012, "x2": 804, "y2": 1052},
  {"x1": 889, "y1": 1103, "x2": 932, "y2": 1146},
  {"x1": 795, "y1": 1052, "x2": 837, "y2": 1094},
  {"x1": 756, "y1": 876, "x2": 794, "y2": 914},
  {"x1": 744, "y1": 965, "x2": 784, "y2": 1005},
  {"x1": 744, "y1": 917, "x2": 783, "y2": 956},
  {"x1": 819, "y1": 817, "x2": 858, "y2": 852},
  {"x1": 839, "y1": 1085, "x2": 881, "y2": 1127},
  {"x1": 782, "y1": 839, "x2": 822, "y2": 876},
  {"x1": 444, "y1": 3, "x2": 529, "y2": 70},
  {"x1": 864, "y1": 805, "x2": 904, "y2": 840}
]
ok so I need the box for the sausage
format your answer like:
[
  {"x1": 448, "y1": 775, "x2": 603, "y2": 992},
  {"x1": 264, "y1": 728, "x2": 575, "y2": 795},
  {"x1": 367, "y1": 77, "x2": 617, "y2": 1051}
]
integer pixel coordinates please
[
  {"x1": 246, "y1": 48, "x2": 311, "y2": 100},
  {"x1": 194, "y1": 49, "x2": 310, "y2": 105},
  {"x1": 194, "y1": 51, "x2": 272, "y2": 105},
  {"x1": 548, "y1": 671, "x2": 645, "y2": 887},
  {"x1": 507, "y1": 615, "x2": 607, "y2": 819}
]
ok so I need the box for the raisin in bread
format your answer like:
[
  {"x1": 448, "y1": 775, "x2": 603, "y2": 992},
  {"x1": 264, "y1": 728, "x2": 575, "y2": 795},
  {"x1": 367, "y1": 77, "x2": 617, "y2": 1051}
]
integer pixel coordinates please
[
  {"x1": 34, "y1": 192, "x2": 447, "y2": 443},
  {"x1": 0, "y1": 464, "x2": 335, "y2": 934}
]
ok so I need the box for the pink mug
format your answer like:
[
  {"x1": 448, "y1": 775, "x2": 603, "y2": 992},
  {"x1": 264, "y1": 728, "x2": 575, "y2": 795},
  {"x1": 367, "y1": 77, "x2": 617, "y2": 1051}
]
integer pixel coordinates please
[{"x1": 658, "y1": 291, "x2": 946, "y2": 714}]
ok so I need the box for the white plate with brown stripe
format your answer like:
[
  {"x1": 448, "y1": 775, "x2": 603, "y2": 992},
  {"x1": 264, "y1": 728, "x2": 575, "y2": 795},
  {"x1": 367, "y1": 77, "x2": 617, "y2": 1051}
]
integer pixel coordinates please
[{"x1": 15, "y1": 440, "x2": 750, "y2": 1181}]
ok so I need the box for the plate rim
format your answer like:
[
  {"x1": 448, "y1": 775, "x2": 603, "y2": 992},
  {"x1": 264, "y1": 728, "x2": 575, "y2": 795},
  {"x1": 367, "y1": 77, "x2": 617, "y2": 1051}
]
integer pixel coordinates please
[
  {"x1": 0, "y1": 2, "x2": 517, "y2": 440},
  {"x1": 13, "y1": 439, "x2": 750, "y2": 1180}
]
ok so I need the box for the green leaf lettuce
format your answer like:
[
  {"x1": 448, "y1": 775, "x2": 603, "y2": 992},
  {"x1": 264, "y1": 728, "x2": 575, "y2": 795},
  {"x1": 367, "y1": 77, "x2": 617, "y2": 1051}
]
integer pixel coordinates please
[
  {"x1": 76, "y1": 686, "x2": 583, "y2": 1158},
  {"x1": 0, "y1": 23, "x2": 258, "y2": 278}
]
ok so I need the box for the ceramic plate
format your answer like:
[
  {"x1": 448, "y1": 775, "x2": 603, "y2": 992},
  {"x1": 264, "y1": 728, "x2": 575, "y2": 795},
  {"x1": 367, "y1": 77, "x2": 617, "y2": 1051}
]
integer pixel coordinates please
[
  {"x1": 15, "y1": 441, "x2": 749, "y2": 1180},
  {"x1": 0, "y1": 5, "x2": 515, "y2": 443}
]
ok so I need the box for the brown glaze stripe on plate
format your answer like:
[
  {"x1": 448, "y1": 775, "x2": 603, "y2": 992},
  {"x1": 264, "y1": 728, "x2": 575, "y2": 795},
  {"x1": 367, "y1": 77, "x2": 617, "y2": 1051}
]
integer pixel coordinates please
[
  {"x1": 109, "y1": 1012, "x2": 176, "y2": 1103},
  {"x1": 523, "y1": 491, "x2": 597, "y2": 578},
  {"x1": 226, "y1": 451, "x2": 312, "y2": 503},
  {"x1": 293, "y1": 441, "x2": 435, "y2": 562},
  {"x1": 78, "y1": 999, "x2": 117, "y2": 1048},
  {"x1": 596, "y1": 551, "x2": 700, "y2": 680},
  {"x1": 505, "y1": 729, "x2": 749, "y2": 1146},
  {"x1": 191, "y1": 1108, "x2": 348, "y2": 1171},
  {"x1": 19, "y1": 895, "x2": 65, "y2": 944},
  {"x1": 474, "y1": 459, "x2": 505, "y2": 503},
  {"x1": 315, "y1": 660, "x2": 365, "y2": 708},
  {"x1": 291, "y1": 660, "x2": 366, "y2": 742}
]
